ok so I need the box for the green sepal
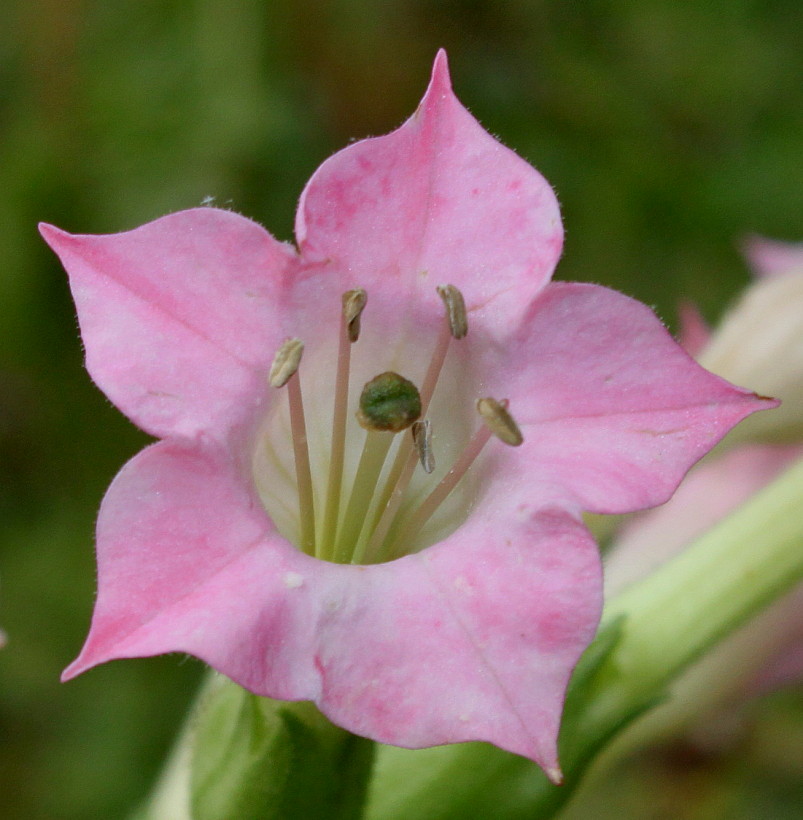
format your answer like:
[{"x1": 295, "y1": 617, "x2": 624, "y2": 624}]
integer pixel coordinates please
[{"x1": 190, "y1": 676, "x2": 374, "y2": 820}]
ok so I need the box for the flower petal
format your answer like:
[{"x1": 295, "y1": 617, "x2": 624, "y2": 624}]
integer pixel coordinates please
[
  {"x1": 62, "y1": 440, "x2": 324, "y2": 695},
  {"x1": 295, "y1": 50, "x2": 562, "y2": 337},
  {"x1": 65, "y1": 441, "x2": 600, "y2": 774},
  {"x1": 40, "y1": 209, "x2": 297, "y2": 439},
  {"x1": 743, "y1": 235, "x2": 803, "y2": 279},
  {"x1": 315, "y1": 505, "x2": 600, "y2": 777},
  {"x1": 492, "y1": 282, "x2": 775, "y2": 514}
]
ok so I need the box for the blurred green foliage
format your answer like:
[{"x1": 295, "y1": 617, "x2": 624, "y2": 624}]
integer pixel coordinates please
[{"x1": 0, "y1": 1, "x2": 800, "y2": 817}]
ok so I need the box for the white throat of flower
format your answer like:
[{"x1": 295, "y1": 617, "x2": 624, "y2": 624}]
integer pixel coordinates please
[{"x1": 254, "y1": 284, "x2": 522, "y2": 565}]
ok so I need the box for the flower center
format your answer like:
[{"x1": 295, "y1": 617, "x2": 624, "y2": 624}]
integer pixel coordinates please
[{"x1": 253, "y1": 285, "x2": 522, "y2": 565}]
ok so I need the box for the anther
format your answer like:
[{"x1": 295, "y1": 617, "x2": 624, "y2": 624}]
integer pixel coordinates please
[
  {"x1": 269, "y1": 338, "x2": 304, "y2": 388},
  {"x1": 321, "y1": 291, "x2": 367, "y2": 560},
  {"x1": 342, "y1": 288, "x2": 367, "y2": 342},
  {"x1": 412, "y1": 419, "x2": 435, "y2": 473},
  {"x1": 357, "y1": 372, "x2": 422, "y2": 432},
  {"x1": 267, "y1": 336, "x2": 315, "y2": 554},
  {"x1": 477, "y1": 398, "x2": 523, "y2": 446},
  {"x1": 437, "y1": 284, "x2": 468, "y2": 339}
]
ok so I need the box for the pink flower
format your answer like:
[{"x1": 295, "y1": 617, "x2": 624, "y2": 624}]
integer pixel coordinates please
[{"x1": 40, "y1": 52, "x2": 770, "y2": 780}]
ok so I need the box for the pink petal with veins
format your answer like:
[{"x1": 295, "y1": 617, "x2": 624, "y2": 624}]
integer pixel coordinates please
[
  {"x1": 296, "y1": 50, "x2": 562, "y2": 340},
  {"x1": 40, "y1": 211, "x2": 297, "y2": 440},
  {"x1": 496, "y1": 283, "x2": 773, "y2": 514}
]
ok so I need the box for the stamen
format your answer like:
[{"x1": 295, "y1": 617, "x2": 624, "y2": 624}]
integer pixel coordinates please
[
  {"x1": 420, "y1": 283, "x2": 468, "y2": 411},
  {"x1": 320, "y1": 289, "x2": 366, "y2": 560},
  {"x1": 269, "y1": 338, "x2": 304, "y2": 387},
  {"x1": 360, "y1": 285, "x2": 468, "y2": 557},
  {"x1": 412, "y1": 419, "x2": 435, "y2": 474},
  {"x1": 387, "y1": 398, "x2": 522, "y2": 560},
  {"x1": 261, "y1": 287, "x2": 514, "y2": 568},
  {"x1": 269, "y1": 339, "x2": 316, "y2": 554},
  {"x1": 437, "y1": 284, "x2": 468, "y2": 340},
  {"x1": 343, "y1": 288, "x2": 367, "y2": 342},
  {"x1": 476, "y1": 397, "x2": 523, "y2": 446}
]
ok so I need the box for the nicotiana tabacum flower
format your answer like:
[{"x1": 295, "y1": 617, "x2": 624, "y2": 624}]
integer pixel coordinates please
[{"x1": 40, "y1": 52, "x2": 772, "y2": 780}]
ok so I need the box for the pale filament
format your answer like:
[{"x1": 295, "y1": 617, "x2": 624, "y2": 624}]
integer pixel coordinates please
[
  {"x1": 320, "y1": 309, "x2": 353, "y2": 560},
  {"x1": 287, "y1": 370, "x2": 316, "y2": 554}
]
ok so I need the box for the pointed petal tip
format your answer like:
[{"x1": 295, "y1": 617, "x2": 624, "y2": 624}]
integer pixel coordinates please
[
  {"x1": 545, "y1": 764, "x2": 564, "y2": 785},
  {"x1": 428, "y1": 48, "x2": 453, "y2": 96},
  {"x1": 755, "y1": 392, "x2": 781, "y2": 408},
  {"x1": 38, "y1": 221, "x2": 63, "y2": 243},
  {"x1": 61, "y1": 646, "x2": 101, "y2": 682},
  {"x1": 60, "y1": 662, "x2": 81, "y2": 683},
  {"x1": 62, "y1": 647, "x2": 117, "y2": 683},
  {"x1": 39, "y1": 222, "x2": 77, "y2": 257},
  {"x1": 433, "y1": 47, "x2": 450, "y2": 74}
]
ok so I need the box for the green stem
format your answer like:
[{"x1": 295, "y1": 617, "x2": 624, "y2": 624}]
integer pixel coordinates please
[{"x1": 596, "y1": 453, "x2": 803, "y2": 714}]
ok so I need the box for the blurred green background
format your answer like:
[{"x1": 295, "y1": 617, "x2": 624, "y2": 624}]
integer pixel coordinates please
[{"x1": 1, "y1": 1, "x2": 801, "y2": 817}]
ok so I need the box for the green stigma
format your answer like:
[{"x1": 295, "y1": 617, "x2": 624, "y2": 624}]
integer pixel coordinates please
[{"x1": 357, "y1": 371, "x2": 422, "y2": 432}]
